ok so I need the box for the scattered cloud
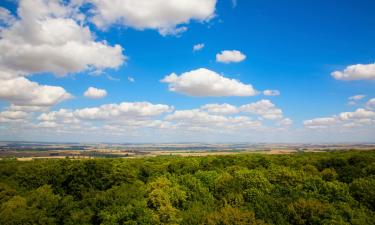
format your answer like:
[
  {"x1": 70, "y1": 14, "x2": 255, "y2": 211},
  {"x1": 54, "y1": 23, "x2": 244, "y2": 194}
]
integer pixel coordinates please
[
  {"x1": 263, "y1": 89, "x2": 280, "y2": 96},
  {"x1": 0, "y1": 7, "x2": 15, "y2": 27},
  {"x1": 38, "y1": 109, "x2": 79, "y2": 125},
  {"x1": 0, "y1": 0, "x2": 127, "y2": 113},
  {"x1": 347, "y1": 94, "x2": 366, "y2": 106},
  {"x1": 73, "y1": 102, "x2": 172, "y2": 120},
  {"x1": 193, "y1": 43, "x2": 205, "y2": 52},
  {"x1": 87, "y1": 0, "x2": 217, "y2": 36},
  {"x1": 107, "y1": 75, "x2": 120, "y2": 81},
  {"x1": 35, "y1": 102, "x2": 174, "y2": 133},
  {"x1": 0, "y1": 0, "x2": 125, "y2": 78},
  {"x1": 331, "y1": 63, "x2": 375, "y2": 80},
  {"x1": 0, "y1": 77, "x2": 72, "y2": 108},
  {"x1": 84, "y1": 87, "x2": 107, "y2": 99},
  {"x1": 366, "y1": 98, "x2": 375, "y2": 109},
  {"x1": 349, "y1": 95, "x2": 366, "y2": 101},
  {"x1": 347, "y1": 101, "x2": 357, "y2": 106},
  {"x1": 200, "y1": 103, "x2": 239, "y2": 114},
  {"x1": 161, "y1": 68, "x2": 258, "y2": 97},
  {"x1": 7, "y1": 105, "x2": 48, "y2": 112},
  {"x1": 240, "y1": 100, "x2": 283, "y2": 120},
  {"x1": 2, "y1": 99, "x2": 293, "y2": 141},
  {"x1": 304, "y1": 108, "x2": 375, "y2": 129},
  {"x1": 216, "y1": 50, "x2": 246, "y2": 63},
  {"x1": 277, "y1": 118, "x2": 293, "y2": 126},
  {"x1": 128, "y1": 76, "x2": 135, "y2": 82},
  {"x1": 0, "y1": 110, "x2": 29, "y2": 122},
  {"x1": 303, "y1": 117, "x2": 337, "y2": 129},
  {"x1": 166, "y1": 109, "x2": 262, "y2": 132}
]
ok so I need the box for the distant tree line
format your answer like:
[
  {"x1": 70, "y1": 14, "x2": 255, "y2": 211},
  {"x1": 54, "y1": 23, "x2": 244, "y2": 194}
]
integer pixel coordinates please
[{"x1": 0, "y1": 151, "x2": 374, "y2": 224}]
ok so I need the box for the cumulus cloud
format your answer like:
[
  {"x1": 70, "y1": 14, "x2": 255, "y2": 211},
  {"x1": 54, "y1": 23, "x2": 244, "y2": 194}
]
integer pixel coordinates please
[
  {"x1": 0, "y1": 0, "x2": 127, "y2": 111},
  {"x1": 263, "y1": 89, "x2": 280, "y2": 96},
  {"x1": 0, "y1": 0, "x2": 125, "y2": 78},
  {"x1": 331, "y1": 63, "x2": 375, "y2": 80},
  {"x1": 366, "y1": 98, "x2": 375, "y2": 109},
  {"x1": 0, "y1": 110, "x2": 29, "y2": 122},
  {"x1": 161, "y1": 68, "x2": 258, "y2": 97},
  {"x1": 200, "y1": 103, "x2": 238, "y2": 114},
  {"x1": 38, "y1": 109, "x2": 79, "y2": 125},
  {"x1": 349, "y1": 95, "x2": 366, "y2": 101},
  {"x1": 193, "y1": 43, "x2": 205, "y2": 52},
  {"x1": 183, "y1": 100, "x2": 291, "y2": 131},
  {"x1": 165, "y1": 109, "x2": 261, "y2": 132},
  {"x1": 3, "y1": 99, "x2": 294, "y2": 141},
  {"x1": 0, "y1": 77, "x2": 72, "y2": 108},
  {"x1": 75, "y1": 102, "x2": 172, "y2": 120},
  {"x1": 304, "y1": 108, "x2": 375, "y2": 129},
  {"x1": 277, "y1": 118, "x2": 293, "y2": 127},
  {"x1": 0, "y1": 7, "x2": 15, "y2": 27},
  {"x1": 347, "y1": 95, "x2": 366, "y2": 106},
  {"x1": 303, "y1": 117, "x2": 337, "y2": 129},
  {"x1": 216, "y1": 50, "x2": 246, "y2": 63},
  {"x1": 39, "y1": 102, "x2": 173, "y2": 122},
  {"x1": 240, "y1": 100, "x2": 283, "y2": 120},
  {"x1": 84, "y1": 87, "x2": 107, "y2": 99},
  {"x1": 87, "y1": 0, "x2": 217, "y2": 36},
  {"x1": 7, "y1": 105, "x2": 48, "y2": 112},
  {"x1": 339, "y1": 108, "x2": 375, "y2": 121}
]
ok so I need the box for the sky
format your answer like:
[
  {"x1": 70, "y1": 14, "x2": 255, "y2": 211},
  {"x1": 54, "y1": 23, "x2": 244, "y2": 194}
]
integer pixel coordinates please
[{"x1": 0, "y1": 0, "x2": 374, "y2": 143}]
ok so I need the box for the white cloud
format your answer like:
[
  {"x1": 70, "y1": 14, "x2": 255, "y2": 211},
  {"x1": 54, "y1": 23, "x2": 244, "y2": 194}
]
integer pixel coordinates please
[
  {"x1": 193, "y1": 43, "x2": 205, "y2": 52},
  {"x1": 0, "y1": 77, "x2": 72, "y2": 107},
  {"x1": 347, "y1": 95, "x2": 366, "y2": 106},
  {"x1": 263, "y1": 89, "x2": 280, "y2": 96},
  {"x1": 0, "y1": 7, "x2": 15, "y2": 27},
  {"x1": 240, "y1": 100, "x2": 283, "y2": 120},
  {"x1": 0, "y1": 0, "x2": 125, "y2": 78},
  {"x1": 84, "y1": 87, "x2": 107, "y2": 99},
  {"x1": 331, "y1": 63, "x2": 375, "y2": 80},
  {"x1": 128, "y1": 76, "x2": 135, "y2": 82},
  {"x1": 2, "y1": 100, "x2": 295, "y2": 142},
  {"x1": 165, "y1": 109, "x2": 261, "y2": 132},
  {"x1": 0, "y1": 0, "x2": 126, "y2": 111},
  {"x1": 0, "y1": 110, "x2": 29, "y2": 122},
  {"x1": 107, "y1": 75, "x2": 120, "y2": 81},
  {"x1": 349, "y1": 95, "x2": 366, "y2": 101},
  {"x1": 277, "y1": 118, "x2": 293, "y2": 127},
  {"x1": 38, "y1": 109, "x2": 79, "y2": 124},
  {"x1": 303, "y1": 117, "x2": 337, "y2": 129},
  {"x1": 338, "y1": 108, "x2": 375, "y2": 121},
  {"x1": 216, "y1": 50, "x2": 246, "y2": 63},
  {"x1": 304, "y1": 108, "x2": 375, "y2": 129},
  {"x1": 200, "y1": 103, "x2": 238, "y2": 114},
  {"x1": 87, "y1": 0, "x2": 217, "y2": 36},
  {"x1": 161, "y1": 68, "x2": 258, "y2": 97},
  {"x1": 7, "y1": 105, "x2": 48, "y2": 112},
  {"x1": 74, "y1": 102, "x2": 173, "y2": 120},
  {"x1": 366, "y1": 98, "x2": 375, "y2": 109},
  {"x1": 39, "y1": 102, "x2": 173, "y2": 123}
]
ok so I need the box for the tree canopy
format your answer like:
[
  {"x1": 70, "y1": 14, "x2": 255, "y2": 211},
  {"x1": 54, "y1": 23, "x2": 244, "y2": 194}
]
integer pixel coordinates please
[{"x1": 0, "y1": 150, "x2": 374, "y2": 224}]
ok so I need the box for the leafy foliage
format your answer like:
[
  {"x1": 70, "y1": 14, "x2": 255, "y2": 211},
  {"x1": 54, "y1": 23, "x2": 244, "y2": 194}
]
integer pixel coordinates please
[{"x1": 0, "y1": 151, "x2": 374, "y2": 224}]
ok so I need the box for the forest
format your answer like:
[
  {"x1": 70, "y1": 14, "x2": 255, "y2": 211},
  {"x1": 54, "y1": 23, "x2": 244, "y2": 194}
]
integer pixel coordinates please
[{"x1": 0, "y1": 151, "x2": 374, "y2": 225}]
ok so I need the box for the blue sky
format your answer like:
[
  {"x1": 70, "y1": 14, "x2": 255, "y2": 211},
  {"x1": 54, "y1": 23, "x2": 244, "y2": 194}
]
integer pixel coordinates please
[{"x1": 0, "y1": 0, "x2": 374, "y2": 143}]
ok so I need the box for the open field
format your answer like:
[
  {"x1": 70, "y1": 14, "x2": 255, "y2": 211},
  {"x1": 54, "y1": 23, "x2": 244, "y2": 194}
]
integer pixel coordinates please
[{"x1": 1, "y1": 141, "x2": 375, "y2": 160}]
